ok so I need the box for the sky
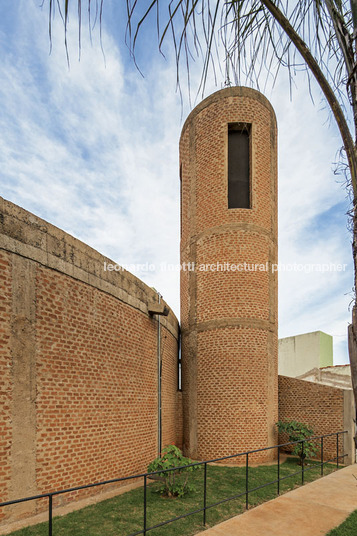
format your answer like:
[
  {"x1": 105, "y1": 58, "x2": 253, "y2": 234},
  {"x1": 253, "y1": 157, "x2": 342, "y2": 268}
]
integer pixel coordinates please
[{"x1": 0, "y1": 1, "x2": 353, "y2": 364}]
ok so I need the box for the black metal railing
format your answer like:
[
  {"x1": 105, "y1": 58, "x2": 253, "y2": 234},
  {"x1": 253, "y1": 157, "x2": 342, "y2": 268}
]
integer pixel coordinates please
[{"x1": 0, "y1": 431, "x2": 347, "y2": 536}]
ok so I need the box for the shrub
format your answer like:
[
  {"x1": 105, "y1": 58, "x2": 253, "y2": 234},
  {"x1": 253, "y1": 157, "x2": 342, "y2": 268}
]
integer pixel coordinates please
[
  {"x1": 276, "y1": 419, "x2": 318, "y2": 465},
  {"x1": 147, "y1": 445, "x2": 201, "y2": 498}
]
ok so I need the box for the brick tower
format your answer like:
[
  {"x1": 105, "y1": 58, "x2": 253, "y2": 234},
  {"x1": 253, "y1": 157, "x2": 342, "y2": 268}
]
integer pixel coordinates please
[{"x1": 180, "y1": 87, "x2": 278, "y2": 462}]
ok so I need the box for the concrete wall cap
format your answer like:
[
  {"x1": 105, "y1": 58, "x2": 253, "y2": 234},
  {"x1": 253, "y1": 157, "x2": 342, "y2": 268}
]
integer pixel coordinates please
[
  {"x1": 180, "y1": 86, "x2": 277, "y2": 140},
  {"x1": 0, "y1": 195, "x2": 179, "y2": 337}
]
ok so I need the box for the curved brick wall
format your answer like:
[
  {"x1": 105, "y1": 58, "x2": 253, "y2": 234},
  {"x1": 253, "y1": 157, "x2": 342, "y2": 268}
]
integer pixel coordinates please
[
  {"x1": 0, "y1": 196, "x2": 180, "y2": 524},
  {"x1": 180, "y1": 87, "x2": 278, "y2": 461}
]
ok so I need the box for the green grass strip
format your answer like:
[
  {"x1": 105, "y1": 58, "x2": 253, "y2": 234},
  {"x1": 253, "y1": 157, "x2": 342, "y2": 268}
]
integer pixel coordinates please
[
  {"x1": 6, "y1": 458, "x2": 336, "y2": 536},
  {"x1": 327, "y1": 510, "x2": 357, "y2": 535}
]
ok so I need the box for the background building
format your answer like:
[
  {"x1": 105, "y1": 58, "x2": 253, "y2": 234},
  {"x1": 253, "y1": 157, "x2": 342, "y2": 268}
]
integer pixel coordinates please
[
  {"x1": 278, "y1": 330, "x2": 352, "y2": 389},
  {"x1": 279, "y1": 331, "x2": 333, "y2": 377}
]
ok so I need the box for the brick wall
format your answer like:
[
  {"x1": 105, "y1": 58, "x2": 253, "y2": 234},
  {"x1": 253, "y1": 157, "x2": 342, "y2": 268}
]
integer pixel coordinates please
[
  {"x1": 180, "y1": 87, "x2": 278, "y2": 462},
  {"x1": 278, "y1": 376, "x2": 346, "y2": 461},
  {"x1": 175, "y1": 391, "x2": 183, "y2": 450},
  {"x1": 0, "y1": 251, "x2": 11, "y2": 522},
  {"x1": 161, "y1": 323, "x2": 180, "y2": 449},
  {"x1": 0, "y1": 197, "x2": 181, "y2": 525}
]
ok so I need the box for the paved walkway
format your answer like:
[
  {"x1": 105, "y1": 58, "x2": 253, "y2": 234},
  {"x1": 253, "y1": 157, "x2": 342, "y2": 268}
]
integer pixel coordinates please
[{"x1": 196, "y1": 464, "x2": 357, "y2": 536}]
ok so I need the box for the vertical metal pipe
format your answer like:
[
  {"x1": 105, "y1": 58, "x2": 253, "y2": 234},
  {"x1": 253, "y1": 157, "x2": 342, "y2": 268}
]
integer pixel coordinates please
[
  {"x1": 337, "y1": 433, "x2": 339, "y2": 468},
  {"x1": 321, "y1": 437, "x2": 324, "y2": 476},
  {"x1": 203, "y1": 462, "x2": 207, "y2": 525},
  {"x1": 48, "y1": 495, "x2": 53, "y2": 536},
  {"x1": 301, "y1": 441, "x2": 304, "y2": 485},
  {"x1": 245, "y1": 453, "x2": 249, "y2": 510},
  {"x1": 157, "y1": 293, "x2": 162, "y2": 456},
  {"x1": 277, "y1": 446, "x2": 280, "y2": 496},
  {"x1": 144, "y1": 475, "x2": 147, "y2": 535}
]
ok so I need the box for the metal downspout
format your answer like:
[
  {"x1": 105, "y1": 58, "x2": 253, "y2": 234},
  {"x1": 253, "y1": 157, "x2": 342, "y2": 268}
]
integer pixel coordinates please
[{"x1": 157, "y1": 293, "x2": 162, "y2": 456}]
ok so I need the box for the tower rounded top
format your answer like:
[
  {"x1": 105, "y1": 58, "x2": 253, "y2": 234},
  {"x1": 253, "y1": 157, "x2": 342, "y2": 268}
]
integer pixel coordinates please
[{"x1": 181, "y1": 86, "x2": 276, "y2": 138}]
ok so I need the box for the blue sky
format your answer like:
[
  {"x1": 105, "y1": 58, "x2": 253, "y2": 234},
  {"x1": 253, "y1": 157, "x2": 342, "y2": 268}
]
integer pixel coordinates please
[{"x1": 0, "y1": 1, "x2": 353, "y2": 364}]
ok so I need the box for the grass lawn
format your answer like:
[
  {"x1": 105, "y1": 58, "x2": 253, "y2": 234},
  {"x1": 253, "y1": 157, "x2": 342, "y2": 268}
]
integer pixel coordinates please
[
  {"x1": 7, "y1": 458, "x2": 336, "y2": 536},
  {"x1": 327, "y1": 510, "x2": 357, "y2": 535}
]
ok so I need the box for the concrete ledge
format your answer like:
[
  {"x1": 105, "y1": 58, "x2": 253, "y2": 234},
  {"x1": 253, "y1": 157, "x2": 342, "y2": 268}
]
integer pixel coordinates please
[{"x1": 0, "y1": 196, "x2": 179, "y2": 339}]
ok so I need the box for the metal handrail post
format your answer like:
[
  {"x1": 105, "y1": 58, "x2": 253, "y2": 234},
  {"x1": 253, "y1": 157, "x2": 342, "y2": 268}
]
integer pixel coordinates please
[
  {"x1": 245, "y1": 453, "x2": 249, "y2": 510},
  {"x1": 143, "y1": 475, "x2": 147, "y2": 535},
  {"x1": 277, "y1": 446, "x2": 280, "y2": 496},
  {"x1": 48, "y1": 495, "x2": 53, "y2": 536},
  {"x1": 203, "y1": 462, "x2": 207, "y2": 525},
  {"x1": 301, "y1": 441, "x2": 304, "y2": 485},
  {"x1": 0, "y1": 430, "x2": 348, "y2": 536}
]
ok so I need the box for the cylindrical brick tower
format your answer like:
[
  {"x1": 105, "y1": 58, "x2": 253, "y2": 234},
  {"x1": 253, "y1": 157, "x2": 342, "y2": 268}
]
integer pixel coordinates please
[{"x1": 180, "y1": 87, "x2": 278, "y2": 462}]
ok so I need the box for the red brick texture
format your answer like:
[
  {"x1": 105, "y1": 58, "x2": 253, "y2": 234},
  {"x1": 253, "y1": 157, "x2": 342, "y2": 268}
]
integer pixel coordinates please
[
  {"x1": 0, "y1": 251, "x2": 12, "y2": 522},
  {"x1": 278, "y1": 376, "x2": 345, "y2": 460},
  {"x1": 0, "y1": 197, "x2": 180, "y2": 524},
  {"x1": 35, "y1": 268, "x2": 160, "y2": 494},
  {"x1": 180, "y1": 87, "x2": 278, "y2": 462},
  {"x1": 1, "y1": 86, "x2": 351, "y2": 530},
  {"x1": 175, "y1": 391, "x2": 183, "y2": 450}
]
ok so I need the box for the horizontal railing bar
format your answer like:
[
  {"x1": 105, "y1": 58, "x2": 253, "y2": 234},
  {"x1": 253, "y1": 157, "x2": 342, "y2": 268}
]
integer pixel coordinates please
[
  {"x1": 154, "y1": 451, "x2": 348, "y2": 523},
  {"x1": 51, "y1": 474, "x2": 146, "y2": 496},
  {"x1": 323, "y1": 454, "x2": 347, "y2": 465},
  {"x1": 303, "y1": 461, "x2": 335, "y2": 474},
  {"x1": 0, "y1": 495, "x2": 51, "y2": 508},
  {"x1": 195, "y1": 432, "x2": 348, "y2": 467},
  {"x1": 0, "y1": 474, "x2": 148, "y2": 507},
  {"x1": 303, "y1": 464, "x2": 324, "y2": 475},
  {"x1": 138, "y1": 431, "x2": 349, "y2": 477},
  {"x1": 0, "y1": 431, "x2": 348, "y2": 509},
  {"x1": 205, "y1": 490, "x2": 248, "y2": 510},
  {"x1": 246, "y1": 480, "x2": 280, "y2": 494},
  {"x1": 276, "y1": 471, "x2": 303, "y2": 483},
  {"x1": 143, "y1": 506, "x2": 205, "y2": 532}
]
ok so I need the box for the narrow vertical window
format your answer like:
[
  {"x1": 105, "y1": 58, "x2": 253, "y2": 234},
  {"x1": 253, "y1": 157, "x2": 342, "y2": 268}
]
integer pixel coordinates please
[
  {"x1": 178, "y1": 332, "x2": 182, "y2": 391},
  {"x1": 228, "y1": 123, "x2": 251, "y2": 209}
]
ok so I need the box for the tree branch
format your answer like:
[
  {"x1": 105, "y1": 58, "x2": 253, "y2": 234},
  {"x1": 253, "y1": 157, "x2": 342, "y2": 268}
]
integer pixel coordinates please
[{"x1": 260, "y1": 0, "x2": 357, "y2": 197}]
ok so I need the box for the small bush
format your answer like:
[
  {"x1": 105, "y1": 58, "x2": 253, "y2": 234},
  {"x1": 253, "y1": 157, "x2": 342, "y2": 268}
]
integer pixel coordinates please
[
  {"x1": 276, "y1": 419, "x2": 318, "y2": 465},
  {"x1": 147, "y1": 445, "x2": 201, "y2": 498}
]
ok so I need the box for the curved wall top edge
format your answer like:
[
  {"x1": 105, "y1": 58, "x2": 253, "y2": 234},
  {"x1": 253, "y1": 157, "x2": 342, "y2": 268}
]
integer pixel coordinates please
[
  {"x1": 0, "y1": 196, "x2": 179, "y2": 338},
  {"x1": 180, "y1": 86, "x2": 277, "y2": 139}
]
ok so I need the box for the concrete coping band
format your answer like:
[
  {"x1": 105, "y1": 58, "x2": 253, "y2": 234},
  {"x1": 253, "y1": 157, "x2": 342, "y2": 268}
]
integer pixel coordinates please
[
  {"x1": 0, "y1": 196, "x2": 179, "y2": 339},
  {"x1": 181, "y1": 86, "x2": 277, "y2": 138}
]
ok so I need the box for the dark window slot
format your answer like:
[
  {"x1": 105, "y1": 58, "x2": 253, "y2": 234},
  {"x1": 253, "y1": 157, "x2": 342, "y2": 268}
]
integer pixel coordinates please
[{"x1": 228, "y1": 124, "x2": 251, "y2": 209}]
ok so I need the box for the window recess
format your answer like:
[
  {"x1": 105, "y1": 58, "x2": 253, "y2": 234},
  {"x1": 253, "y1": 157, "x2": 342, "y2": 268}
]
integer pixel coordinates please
[{"x1": 228, "y1": 123, "x2": 251, "y2": 209}]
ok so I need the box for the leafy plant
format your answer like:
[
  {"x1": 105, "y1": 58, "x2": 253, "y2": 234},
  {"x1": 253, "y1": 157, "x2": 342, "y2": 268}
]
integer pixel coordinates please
[
  {"x1": 147, "y1": 445, "x2": 201, "y2": 498},
  {"x1": 276, "y1": 420, "x2": 318, "y2": 465}
]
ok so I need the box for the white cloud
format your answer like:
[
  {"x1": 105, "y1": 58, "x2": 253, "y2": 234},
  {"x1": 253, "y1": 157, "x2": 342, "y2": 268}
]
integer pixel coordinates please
[
  {"x1": 270, "y1": 76, "x2": 352, "y2": 364},
  {"x1": 0, "y1": 2, "x2": 353, "y2": 363}
]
